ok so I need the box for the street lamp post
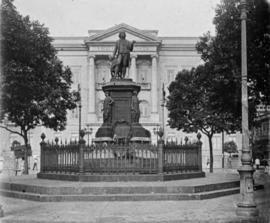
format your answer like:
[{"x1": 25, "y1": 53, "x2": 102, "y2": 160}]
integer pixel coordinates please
[
  {"x1": 85, "y1": 124, "x2": 93, "y2": 145},
  {"x1": 161, "y1": 83, "x2": 166, "y2": 136},
  {"x1": 236, "y1": 0, "x2": 258, "y2": 217},
  {"x1": 153, "y1": 126, "x2": 159, "y2": 144},
  {"x1": 78, "y1": 84, "x2": 82, "y2": 137}
]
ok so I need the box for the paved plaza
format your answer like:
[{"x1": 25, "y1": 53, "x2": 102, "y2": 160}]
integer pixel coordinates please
[{"x1": 0, "y1": 170, "x2": 269, "y2": 223}]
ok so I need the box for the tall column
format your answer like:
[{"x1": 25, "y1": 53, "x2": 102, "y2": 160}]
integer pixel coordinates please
[
  {"x1": 88, "y1": 55, "x2": 96, "y2": 114},
  {"x1": 151, "y1": 54, "x2": 158, "y2": 113},
  {"x1": 130, "y1": 54, "x2": 137, "y2": 82}
]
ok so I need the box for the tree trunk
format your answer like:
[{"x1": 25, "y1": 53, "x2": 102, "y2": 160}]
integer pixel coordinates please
[
  {"x1": 23, "y1": 131, "x2": 29, "y2": 175},
  {"x1": 208, "y1": 135, "x2": 214, "y2": 173}
]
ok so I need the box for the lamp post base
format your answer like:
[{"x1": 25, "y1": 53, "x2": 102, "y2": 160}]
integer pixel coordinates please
[
  {"x1": 0, "y1": 205, "x2": 4, "y2": 217},
  {"x1": 236, "y1": 166, "x2": 259, "y2": 217},
  {"x1": 236, "y1": 206, "x2": 259, "y2": 217}
]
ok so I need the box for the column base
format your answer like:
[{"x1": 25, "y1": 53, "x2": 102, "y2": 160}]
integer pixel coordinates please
[{"x1": 236, "y1": 206, "x2": 259, "y2": 217}]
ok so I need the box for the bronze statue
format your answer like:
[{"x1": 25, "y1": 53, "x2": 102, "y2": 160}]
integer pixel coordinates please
[
  {"x1": 131, "y1": 90, "x2": 140, "y2": 123},
  {"x1": 112, "y1": 31, "x2": 136, "y2": 79},
  {"x1": 109, "y1": 56, "x2": 121, "y2": 80},
  {"x1": 102, "y1": 91, "x2": 114, "y2": 124}
]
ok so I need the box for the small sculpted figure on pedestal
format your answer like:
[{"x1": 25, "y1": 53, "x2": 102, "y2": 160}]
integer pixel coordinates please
[
  {"x1": 112, "y1": 31, "x2": 136, "y2": 79},
  {"x1": 131, "y1": 90, "x2": 140, "y2": 123},
  {"x1": 102, "y1": 91, "x2": 114, "y2": 124}
]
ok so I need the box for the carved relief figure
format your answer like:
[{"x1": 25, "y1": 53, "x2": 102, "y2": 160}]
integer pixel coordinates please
[
  {"x1": 112, "y1": 31, "x2": 136, "y2": 79},
  {"x1": 102, "y1": 91, "x2": 114, "y2": 124},
  {"x1": 131, "y1": 90, "x2": 140, "y2": 123}
]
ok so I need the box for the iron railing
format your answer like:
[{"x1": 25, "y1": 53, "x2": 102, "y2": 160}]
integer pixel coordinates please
[{"x1": 40, "y1": 133, "x2": 202, "y2": 175}]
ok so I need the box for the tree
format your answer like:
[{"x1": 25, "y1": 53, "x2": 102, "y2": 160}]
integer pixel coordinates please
[
  {"x1": 167, "y1": 66, "x2": 237, "y2": 173},
  {"x1": 224, "y1": 141, "x2": 238, "y2": 157},
  {"x1": 196, "y1": 0, "x2": 270, "y2": 127},
  {"x1": 0, "y1": 0, "x2": 78, "y2": 174}
]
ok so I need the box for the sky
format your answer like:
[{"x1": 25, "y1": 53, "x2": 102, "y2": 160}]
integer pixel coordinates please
[{"x1": 13, "y1": 0, "x2": 221, "y2": 37}]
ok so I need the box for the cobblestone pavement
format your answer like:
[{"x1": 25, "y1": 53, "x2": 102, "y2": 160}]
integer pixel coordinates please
[{"x1": 0, "y1": 171, "x2": 269, "y2": 223}]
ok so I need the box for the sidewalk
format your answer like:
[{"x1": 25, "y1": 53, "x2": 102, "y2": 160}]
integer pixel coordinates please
[{"x1": 0, "y1": 171, "x2": 269, "y2": 223}]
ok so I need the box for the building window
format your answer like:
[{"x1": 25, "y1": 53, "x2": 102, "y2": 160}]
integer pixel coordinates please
[
  {"x1": 228, "y1": 135, "x2": 236, "y2": 143},
  {"x1": 70, "y1": 66, "x2": 81, "y2": 90},
  {"x1": 137, "y1": 60, "x2": 151, "y2": 83},
  {"x1": 139, "y1": 101, "x2": 150, "y2": 117},
  {"x1": 71, "y1": 107, "x2": 78, "y2": 119},
  {"x1": 71, "y1": 133, "x2": 78, "y2": 143},
  {"x1": 96, "y1": 60, "x2": 110, "y2": 83},
  {"x1": 262, "y1": 123, "x2": 268, "y2": 136},
  {"x1": 166, "y1": 69, "x2": 175, "y2": 83}
]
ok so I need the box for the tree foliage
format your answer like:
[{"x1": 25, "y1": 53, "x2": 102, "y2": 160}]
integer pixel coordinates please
[
  {"x1": 167, "y1": 0, "x2": 269, "y2": 172},
  {"x1": 196, "y1": 0, "x2": 270, "y2": 125},
  {"x1": 167, "y1": 66, "x2": 238, "y2": 172},
  {"x1": 1, "y1": 0, "x2": 78, "y2": 173},
  {"x1": 224, "y1": 141, "x2": 238, "y2": 155}
]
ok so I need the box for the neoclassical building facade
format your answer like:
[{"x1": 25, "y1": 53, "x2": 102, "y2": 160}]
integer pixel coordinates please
[
  {"x1": 1, "y1": 24, "x2": 242, "y2": 170},
  {"x1": 53, "y1": 23, "x2": 202, "y2": 143}
]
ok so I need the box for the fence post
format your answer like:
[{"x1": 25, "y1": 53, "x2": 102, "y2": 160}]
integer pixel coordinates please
[
  {"x1": 40, "y1": 133, "x2": 46, "y2": 173},
  {"x1": 158, "y1": 139, "x2": 164, "y2": 174},
  {"x1": 54, "y1": 137, "x2": 59, "y2": 172},
  {"x1": 79, "y1": 130, "x2": 86, "y2": 174},
  {"x1": 197, "y1": 132, "x2": 202, "y2": 172}
]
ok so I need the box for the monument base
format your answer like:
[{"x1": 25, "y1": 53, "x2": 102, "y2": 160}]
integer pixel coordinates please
[
  {"x1": 95, "y1": 79, "x2": 151, "y2": 143},
  {"x1": 95, "y1": 124, "x2": 113, "y2": 139},
  {"x1": 131, "y1": 123, "x2": 151, "y2": 138}
]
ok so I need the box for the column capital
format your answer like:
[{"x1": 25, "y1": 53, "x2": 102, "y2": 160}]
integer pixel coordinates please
[
  {"x1": 88, "y1": 54, "x2": 96, "y2": 60},
  {"x1": 151, "y1": 54, "x2": 158, "y2": 59},
  {"x1": 130, "y1": 53, "x2": 138, "y2": 59}
]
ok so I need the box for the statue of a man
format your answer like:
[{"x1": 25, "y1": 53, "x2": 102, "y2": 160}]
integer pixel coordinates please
[
  {"x1": 112, "y1": 31, "x2": 136, "y2": 79},
  {"x1": 131, "y1": 90, "x2": 140, "y2": 123},
  {"x1": 103, "y1": 91, "x2": 114, "y2": 124}
]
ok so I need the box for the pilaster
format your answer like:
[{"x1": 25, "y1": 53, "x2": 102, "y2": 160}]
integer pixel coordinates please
[
  {"x1": 151, "y1": 54, "x2": 158, "y2": 114},
  {"x1": 88, "y1": 54, "x2": 96, "y2": 123},
  {"x1": 130, "y1": 54, "x2": 137, "y2": 82}
]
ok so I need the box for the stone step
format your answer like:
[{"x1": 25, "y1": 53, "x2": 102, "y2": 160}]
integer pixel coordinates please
[
  {"x1": 0, "y1": 187, "x2": 240, "y2": 202},
  {"x1": 0, "y1": 180, "x2": 240, "y2": 195}
]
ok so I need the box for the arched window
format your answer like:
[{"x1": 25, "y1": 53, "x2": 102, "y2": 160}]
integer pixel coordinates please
[
  {"x1": 96, "y1": 60, "x2": 110, "y2": 83},
  {"x1": 137, "y1": 60, "x2": 151, "y2": 83},
  {"x1": 139, "y1": 100, "x2": 150, "y2": 117}
]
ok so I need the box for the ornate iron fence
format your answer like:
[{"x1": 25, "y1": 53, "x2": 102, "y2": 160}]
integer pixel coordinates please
[
  {"x1": 83, "y1": 143, "x2": 158, "y2": 174},
  {"x1": 40, "y1": 132, "x2": 202, "y2": 175},
  {"x1": 164, "y1": 144, "x2": 202, "y2": 172}
]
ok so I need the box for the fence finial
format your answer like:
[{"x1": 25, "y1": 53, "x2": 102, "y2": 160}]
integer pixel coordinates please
[
  {"x1": 79, "y1": 129, "x2": 86, "y2": 145},
  {"x1": 184, "y1": 136, "x2": 188, "y2": 144},
  {"x1": 157, "y1": 128, "x2": 164, "y2": 142},
  {"x1": 41, "y1": 133, "x2": 46, "y2": 141},
  {"x1": 55, "y1": 137, "x2": 59, "y2": 145},
  {"x1": 79, "y1": 129, "x2": 85, "y2": 139},
  {"x1": 197, "y1": 132, "x2": 202, "y2": 141}
]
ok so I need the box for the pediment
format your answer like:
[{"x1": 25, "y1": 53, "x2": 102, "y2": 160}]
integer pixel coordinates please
[{"x1": 86, "y1": 23, "x2": 158, "y2": 42}]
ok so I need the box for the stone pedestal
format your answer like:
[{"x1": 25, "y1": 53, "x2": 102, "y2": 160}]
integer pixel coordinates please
[{"x1": 95, "y1": 79, "x2": 151, "y2": 143}]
